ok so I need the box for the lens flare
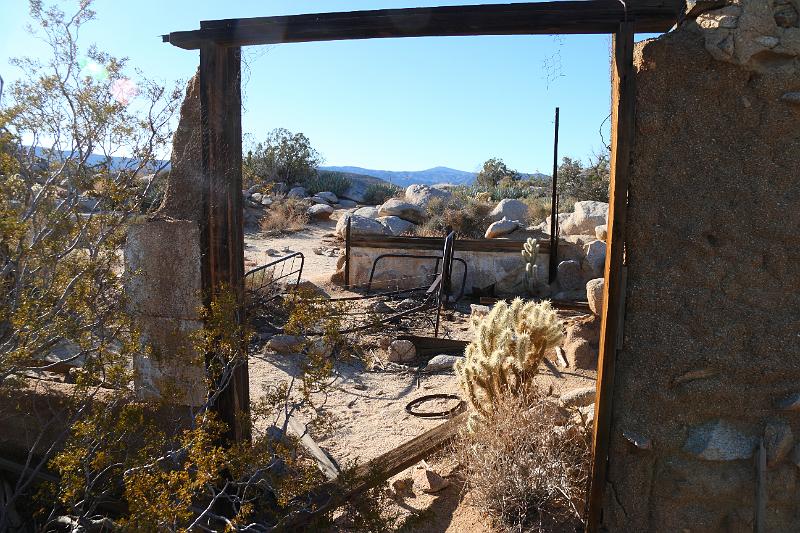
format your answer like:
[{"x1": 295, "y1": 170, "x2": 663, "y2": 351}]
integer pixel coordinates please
[
  {"x1": 78, "y1": 58, "x2": 109, "y2": 80},
  {"x1": 110, "y1": 78, "x2": 138, "y2": 105}
]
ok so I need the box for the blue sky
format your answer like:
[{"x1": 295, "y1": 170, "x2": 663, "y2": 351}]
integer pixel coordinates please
[{"x1": 0, "y1": 1, "x2": 653, "y2": 174}]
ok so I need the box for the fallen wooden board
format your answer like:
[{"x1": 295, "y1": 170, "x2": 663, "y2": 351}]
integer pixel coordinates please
[
  {"x1": 286, "y1": 417, "x2": 341, "y2": 481},
  {"x1": 398, "y1": 335, "x2": 469, "y2": 356},
  {"x1": 274, "y1": 411, "x2": 468, "y2": 531}
]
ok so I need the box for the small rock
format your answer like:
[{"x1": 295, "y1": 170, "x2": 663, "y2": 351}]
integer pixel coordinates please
[
  {"x1": 586, "y1": 278, "x2": 604, "y2": 315},
  {"x1": 755, "y1": 36, "x2": 780, "y2": 48},
  {"x1": 287, "y1": 186, "x2": 307, "y2": 198},
  {"x1": 579, "y1": 404, "x2": 595, "y2": 426},
  {"x1": 310, "y1": 195, "x2": 332, "y2": 205},
  {"x1": 488, "y1": 198, "x2": 528, "y2": 223},
  {"x1": 623, "y1": 429, "x2": 653, "y2": 450},
  {"x1": 557, "y1": 260, "x2": 583, "y2": 291},
  {"x1": 369, "y1": 301, "x2": 395, "y2": 314},
  {"x1": 412, "y1": 464, "x2": 450, "y2": 493},
  {"x1": 566, "y1": 200, "x2": 608, "y2": 235},
  {"x1": 267, "y1": 335, "x2": 305, "y2": 354},
  {"x1": 684, "y1": 419, "x2": 756, "y2": 461},
  {"x1": 565, "y1": 339, "x2": 597, "y2": 369},
  {"x1": 672, "y1": 368, "x2": 719, "y2": 386},
  {"x1": 378, "y1": 198, "x2": 426, "y2": 224},
  {"x1": 377, "y1": 215, "x2": 416, "y2": 236},
  {"x1": 405, "y1": 184, "x2": 452, "y2": 208},
  {"x1": 391, "y1": 477, "x2": 414, "y2": 497},
  {"x1": 781, "y1": 92, "x2": 800, "y2": 105},
  {"x1": 335, "y1": 214, "x2": 390, "y2": 238},
  {"x1": 251, "y1": 192, "x2": 263, "y2": 203},
  {"x1": 353, "y1": 206, "x2": 380, "y2": 218},
  {"x1": 307, "y1": 203, "x2": 334, "y2": 220},
  {"x1": 423, "y1": 354, "x2": 460, "y2": 372},
  {"x1": 315, "y1": 191, "x2": 338, "y2": 204},
  {"x1": 265, "y1": 248, "x2": 280, "y2": 256},
  {"x1": 469, "y1": 304, "x2": 491, "y2": 319},
  {"x1": 560, "y1": 386, "x2": 596, "y2": 408},
  {"x1": 485, "y1": 217, "x2": 519, "y2": 238},
  {"x1": 388, "y1": 340, "x2": 416, "y2": 363},
  {"x1": 584, "y1": 240, "x2": 606, "y2": 277},
  {"x1": 337, "y1": 199, "x2": 357, "y2": 208},
  {"x1": 595, "y1": 224, "x2": 607, "y2": 241},
  {"x1": 765, "y1": 419, "x2": 794, "y2": 467},
  {"x1": 395, "y1": 298, "x2": 417, "y2": 311},
  {"x1": 261, "y1": 196, "x2": 273, "y2": 206},
  {"x1": 307, "y1": 337, "x2": 333, "y2": 358},
  {"x1": 776, "y1": 393, "x2": 800, "y2": 411}
]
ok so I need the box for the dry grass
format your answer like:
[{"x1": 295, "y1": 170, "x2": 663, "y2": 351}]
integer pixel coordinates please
[
  {"x1": 417, "y1": 197, "x2": 493, "y2": 239},
  {"x1": 454, "y1": 388, "x2": 591, "y2": 533},
  {"x1": 259, "y1": 196, "x2": 309, "y2": 235}
]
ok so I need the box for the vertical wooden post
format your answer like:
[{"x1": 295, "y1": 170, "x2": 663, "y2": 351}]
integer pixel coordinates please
[
  {"x1": 199, "y1": 43, "x2": 250, "y2": 443},
  {"x1": 586, "y1": 21, "x2": 635, "y2": 532}
]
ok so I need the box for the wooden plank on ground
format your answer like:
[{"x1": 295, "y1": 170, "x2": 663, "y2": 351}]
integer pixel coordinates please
[
  {"x1": 586, "y1": 21, "x2": 635, "y2": 533},
  {"x1": 286, "y1": 417, "x2": 341, "y2": 481},
  {"x1": 275, "y1": 411, "x2": 468, "y2": 531},
  {"x1": 398, "y1": 335, "x2": 469, "y2": 356}
]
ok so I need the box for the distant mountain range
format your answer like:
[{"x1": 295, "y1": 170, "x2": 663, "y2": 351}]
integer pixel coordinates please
[
  {"x1": 30, "y1": 148, "x2": 551, "y2": 188},
  {"x1": 321, "y1": 165, "x2": 550, "y2": 188}
]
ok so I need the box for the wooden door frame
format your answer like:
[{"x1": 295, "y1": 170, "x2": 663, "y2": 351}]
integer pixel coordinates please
[{"x1": 166, "y1": 3, "x2": 660, "y2": 528}]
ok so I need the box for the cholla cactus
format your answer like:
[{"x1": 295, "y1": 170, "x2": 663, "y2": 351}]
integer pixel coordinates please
[
  {"x1": 456, "y1": 298, "x2": 563, "y2": 429},
  {"x1": 521, "y1": 237, "x2": 539, "y2": 294}
]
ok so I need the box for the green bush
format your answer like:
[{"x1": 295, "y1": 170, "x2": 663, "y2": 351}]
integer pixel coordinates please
[
  {"x1": 362, "y1": 182, "x2": 401, "y2": 205},
  {"x1": 304, "y1": 171, "x2": 352, "y2": 196}
]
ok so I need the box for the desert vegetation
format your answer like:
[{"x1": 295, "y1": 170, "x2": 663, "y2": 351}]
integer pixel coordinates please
[{"x1": 454, "y1": 300, "x2": 591, "y2": 531}]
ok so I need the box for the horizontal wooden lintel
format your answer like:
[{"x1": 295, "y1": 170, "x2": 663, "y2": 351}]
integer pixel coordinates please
[{"x1": 162, "y1": 1, "x2": 682, "y2": 50}]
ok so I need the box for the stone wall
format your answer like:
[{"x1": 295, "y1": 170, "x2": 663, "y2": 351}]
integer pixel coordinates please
[
  {"x1": 601, "y1": 2, "x2": 800, "y2": 530},
  {"x1": 124, "y1": 71, "x2": 206, "y2": 406},
  {"x1": 348, "y1": 246, "x2": 546, "y2": 296}
]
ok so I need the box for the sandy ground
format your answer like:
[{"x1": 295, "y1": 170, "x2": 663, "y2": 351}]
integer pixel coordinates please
[{"x1": 243, "y1": 217, "x2": 597, "y2": 532}]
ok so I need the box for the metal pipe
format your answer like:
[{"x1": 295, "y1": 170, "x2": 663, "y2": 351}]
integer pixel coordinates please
[{"x1": 548, "y1": 106, "x2": 560, "y2": 284}]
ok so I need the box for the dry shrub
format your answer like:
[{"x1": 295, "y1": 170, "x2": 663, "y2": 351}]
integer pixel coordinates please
[
  {"x1": 455, "y1": 388, "x2": 591, "y2": 532},
  {"x1": 259, "y1": 196, "x2": 308, "y2": 234},
  {"x1": 417, "y1": 196, "x2": 493, "y2": 238}
]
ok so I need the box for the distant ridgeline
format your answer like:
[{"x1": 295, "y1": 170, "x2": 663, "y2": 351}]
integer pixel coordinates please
[
  {"x1": 321, "y1": 165, "x2": 550, "y2": 187},
  {"x1": 26, "y1": 148, "x2": 552, "y2": 187},
  {"x1": 27, "y1": 147, "x2": 168, "y2": 174}
]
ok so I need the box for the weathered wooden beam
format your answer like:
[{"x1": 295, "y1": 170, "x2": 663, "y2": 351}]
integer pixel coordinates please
[
  {"x1": 275, "y1": 411, "x2": 467, "y2": 531},
  {"x1": 199, "y1": 43, "x2": 250, "y2": 443},
  {"x1": 162, "y1": 1, "x2": 682, "y2": 50},
  {"x1": 586, "y1": 21, "x2": 635, "y2": 532},
  {"x1": 349, "y1": 234, "x2": 550, "y2": 254},
  {"x1": 286, "y1": 417, "x2": 341, "y2": 481}
]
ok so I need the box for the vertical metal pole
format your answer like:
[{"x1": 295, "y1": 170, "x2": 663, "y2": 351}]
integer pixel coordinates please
[
  {"x1": 755, "y1": 437, "x2": 766, "y2": 533},
  {"x1": 548, "y1": 107, "x2": 560, "y2": 284},
  {"x1": 344, "y1": 217, "x2": 351, "y2": 288}
]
